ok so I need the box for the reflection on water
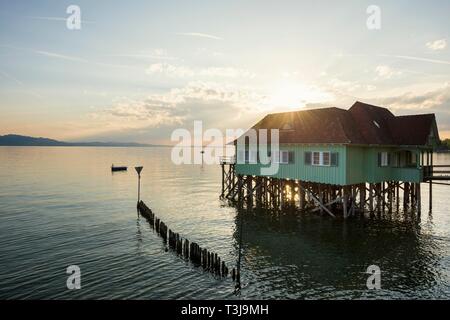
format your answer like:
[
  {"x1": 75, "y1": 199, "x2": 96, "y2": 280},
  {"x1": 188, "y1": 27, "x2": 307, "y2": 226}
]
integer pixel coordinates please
[
  {"x1": 234, "y1": 208, "x2": 447, "y2": 299},
  {"x1": 0, "y1": 147, "x2": 449, "y2": 299}
]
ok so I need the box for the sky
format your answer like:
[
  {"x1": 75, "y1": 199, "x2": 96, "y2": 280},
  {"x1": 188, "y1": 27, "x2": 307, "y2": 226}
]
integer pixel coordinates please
[{"x1": 0, "y1": 0, "x2": 449, "y2": 144}]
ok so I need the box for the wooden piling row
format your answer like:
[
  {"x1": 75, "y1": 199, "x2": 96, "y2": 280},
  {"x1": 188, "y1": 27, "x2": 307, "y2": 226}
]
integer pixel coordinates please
[
  {"x1": 222, "y1": 172, "x2": 425, "y2": 217},
  {"x1": 137, "y1": 201, "x2": 235, "y2": 281}
]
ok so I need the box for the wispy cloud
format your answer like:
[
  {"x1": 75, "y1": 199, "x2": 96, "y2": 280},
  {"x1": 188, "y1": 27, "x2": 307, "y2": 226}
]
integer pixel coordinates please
[
  {"x1": 327, "y1": 77, "x2": 375, "y2": 93},
  {"x1": 426, "y1": 39, "x2": 447, "y2": 51},
  {"x1": 335, "y1": 52, "x2": 450, "y2": 66},
  {"x1": 34, "y1": 50, "x2": 89, "y2": 63},
  {"x1": 0, "y1": 69, "x2": 23, "y2": 85},
  {"x1": 88, "y1": 82, "x2": 265, "y2": 136},
  {"x1": 25, "y1": 16, "x2": 95, "y2": 24},
  {"x1": 377, "y1": 83, "x2": 450, "y2": 111},
  {"x1": 378, "y1": 54, "x2": 450, "y2": 66},
  {"x1": 146, "y1": 63, "x2": 255, "y2": 79},
  {"x1": 0, "y1": 68, "x2": 44, "y2": 99},
  {"x1": 35, "y1": 50, "x2": 134, "y2": 68},
  {"x1": 0, "y1": 45, "x2": 135, "y2": 68},
  {"x1": 174, "y1": 32, "x2": 223, "y2": 40},
  {"x1": 105, "y1": 49, "x2": 178, "y2": 61},
  {"x1": 374, "y1": 65, "x2": 402, "y2": 80},
  {"x1": 106, "y1": 54, "x2": 178, "y2": 60}
]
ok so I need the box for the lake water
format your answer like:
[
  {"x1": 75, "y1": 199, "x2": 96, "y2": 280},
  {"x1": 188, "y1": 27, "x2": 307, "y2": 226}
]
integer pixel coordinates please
[{"x1": 0, "y1": 147, "x2": 450, "y2": 299}]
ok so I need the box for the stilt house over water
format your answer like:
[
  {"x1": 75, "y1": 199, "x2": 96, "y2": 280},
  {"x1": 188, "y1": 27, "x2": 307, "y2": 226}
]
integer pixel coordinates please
[{"x1": 220, "y1": 101, "x2": 445, "y2": 217}]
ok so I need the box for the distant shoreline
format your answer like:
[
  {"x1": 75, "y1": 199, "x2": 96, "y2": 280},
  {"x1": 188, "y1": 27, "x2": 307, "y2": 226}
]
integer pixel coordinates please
[
  {"x1": 0, "y1": 144, "x2": 171, "y2": 147},
  {"x1": 0, "y1": 134, "x2": 169, "y2": 147}
]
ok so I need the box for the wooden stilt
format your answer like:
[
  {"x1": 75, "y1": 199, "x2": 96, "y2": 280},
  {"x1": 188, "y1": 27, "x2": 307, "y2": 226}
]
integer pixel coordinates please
[
  {"x1": 429, "y1": 151, "x2": 433, "y2": 212},
  {"x1": 360, "y1": 183, "x2": 366, "y2": 212},
  {"x1": 376, "y1": 183, "x2": 381, "y2": 213},
  {"x1": 343, "y1": 187, "x2": 348, "y2": 219},
  {"x1": 388, "y1": 181, "x2": 393, "y2": 213},
  {"x1": 417, "y1": 182, "x2": 421, "y2": 215},
  {"x1": 403, "y1": 182, "x2": 408, "y2": 210},
  {"x1": 396, "y1": 182, "x2": 400, "y2": 212},
  {"x1": 299, "y1": 180, "x2": 305, "y2": 210}
]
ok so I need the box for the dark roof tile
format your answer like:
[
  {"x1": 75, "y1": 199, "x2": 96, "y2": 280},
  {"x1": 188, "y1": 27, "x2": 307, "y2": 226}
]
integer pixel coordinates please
[{"x1": 237, "y1": 101, "x2": 437, "y2": 146}]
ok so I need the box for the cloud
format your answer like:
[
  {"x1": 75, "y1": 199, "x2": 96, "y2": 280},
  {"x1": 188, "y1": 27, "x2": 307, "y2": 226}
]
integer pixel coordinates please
[
  {"x1": 371, "y1": 84, "x2": 450, "y2": 133},
  {"x1": 337, "y1": 53, "x2": 450, "y2": 66},
  {"x1": 378, "y1": 54, "x2": 450, "y2": 66},
  {"x1": 0, "y1": 69, "x2": 23, "y2": 85},
  {"x1": 25, "y1": 16, "x2": 95, "y2": 24},
  {"x1": 0, "y1": 68, "x2": 44, "y2": 98},
  {"x1": 146, "y1": 63, "x2": 194, "y2": 77},
  {"x1": 105, "y1": 49, "x2": 178, "y2": 60},
  {"x1": 34, "y1": 50, "x2": 89, "y2": 63},
  {"x1": 145, "y1": 63, "x2": 256, "y2": 79},
  {"x1": 174, "y1": 32, "x2": 223, "y2": 40},
  {"x1": 374, "y1": 65, "x2": 402, "y2": 79},
  {"x1": 327, "y1": 78, "x2": 374, "y2": 93},
  {"x1": 426, "y1": 39, "x2": 447, "y2": 51},
  {"x1": 88, "y1": 82, "x2": 266, "y2": 138},
  {"x1": 377, "y1": 84, "x2": 450, "y2": 111}
]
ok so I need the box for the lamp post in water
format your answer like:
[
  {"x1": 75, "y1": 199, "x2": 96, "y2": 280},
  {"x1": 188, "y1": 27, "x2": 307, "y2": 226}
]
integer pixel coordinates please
[{"x1": 135, "y1": 166, "x2": 143, "y2": 205}]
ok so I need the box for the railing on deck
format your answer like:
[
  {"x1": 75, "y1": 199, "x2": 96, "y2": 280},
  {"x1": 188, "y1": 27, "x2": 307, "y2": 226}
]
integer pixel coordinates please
[{"x1": 423, "y1": 165, "x2": 450, "y2": 181}]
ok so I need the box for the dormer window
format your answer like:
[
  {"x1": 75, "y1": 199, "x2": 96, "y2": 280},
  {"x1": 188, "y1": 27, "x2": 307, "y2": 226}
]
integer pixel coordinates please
[
  {"x1": 282, "y1": 123, "x2": 293, "y2": 130},
  {"x1": 373, "y1": 120, "x2": 380, "y2": 128}
]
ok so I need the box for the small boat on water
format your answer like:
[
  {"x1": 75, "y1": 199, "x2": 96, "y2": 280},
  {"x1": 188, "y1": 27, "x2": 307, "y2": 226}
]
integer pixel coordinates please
[{"x1": 111, "y1": 164, "x2": 127, "y2": 172}]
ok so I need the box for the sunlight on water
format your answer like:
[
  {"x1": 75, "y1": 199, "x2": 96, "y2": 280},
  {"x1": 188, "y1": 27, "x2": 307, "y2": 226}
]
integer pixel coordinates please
[{"x1": 0, "y1": 146, "x2": 449, "y2": 299}]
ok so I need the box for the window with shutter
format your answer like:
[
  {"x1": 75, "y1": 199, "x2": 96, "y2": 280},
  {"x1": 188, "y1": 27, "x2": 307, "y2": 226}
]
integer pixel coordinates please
[
  {"x1": 379, "y1": 152, "x2": 389, "y2": 167},
  {"x1": 323, "y1": 152, "x2": 330, "y2": 166},
  {"x1": 273, "y1": 151, "x2": 280, "y2": 164},
  {"x1": 331, "y1": 152, "x2": 338, "y2": 166},
  {"x1": 305, "y1": 152, "x2": 312, "y2": 165},
  {"x1": 313, "y1": 152, "x2": 320, "y2": 165},
  {"x1": 391, "y1": 153, "x2": 398, "y2": 167},
  {"x1": 288, "y1": 151, "x2": 295, "y2": 164},
  {"x1": 280, "y1": 151, "x2": 289, "y2": 164}
]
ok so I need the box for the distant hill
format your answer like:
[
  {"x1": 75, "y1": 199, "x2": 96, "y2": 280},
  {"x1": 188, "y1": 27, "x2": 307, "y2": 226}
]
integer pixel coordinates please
[{"x1": 0, "y1": 134, "x2": 167, "y2": 147}]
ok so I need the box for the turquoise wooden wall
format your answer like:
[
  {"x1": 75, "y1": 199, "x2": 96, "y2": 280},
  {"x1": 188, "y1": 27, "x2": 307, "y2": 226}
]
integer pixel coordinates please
[
  {"x1": 235, "y1": 144, "x2": 347, "y2": 185},
  {"x1": 235, "y1": 144, "x2": 423, "y2": 185},
  {"x1": 346, "y1": 146, "x2": 422, "y2": 184}
]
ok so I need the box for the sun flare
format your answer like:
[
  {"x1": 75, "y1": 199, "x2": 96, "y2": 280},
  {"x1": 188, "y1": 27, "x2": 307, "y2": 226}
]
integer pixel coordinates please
[{"x1": 266, "y1": 80, "x2": 333, "y2": 110}]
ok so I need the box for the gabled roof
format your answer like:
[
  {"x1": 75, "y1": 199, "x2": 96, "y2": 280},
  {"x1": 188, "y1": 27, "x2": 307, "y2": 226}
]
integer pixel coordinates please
[
  {"x1": 390, "y1": 114, "x2": 437, "y2": 146},
  {"x1": 236, "y1": 101, "x2": 439, "y2": 146}
]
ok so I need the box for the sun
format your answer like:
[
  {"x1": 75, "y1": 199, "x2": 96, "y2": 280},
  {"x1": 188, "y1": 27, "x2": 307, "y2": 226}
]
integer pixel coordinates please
[{"x1": 267, "y1": 80, "x2": 332, "y2": 110}]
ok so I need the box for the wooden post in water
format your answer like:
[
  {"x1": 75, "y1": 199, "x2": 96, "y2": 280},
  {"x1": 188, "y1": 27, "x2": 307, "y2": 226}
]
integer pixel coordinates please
[
  {"x1": 343, "y1": 187, "x2": 348, "y2": 219},
  {"x1": 388, "y1": 181, "x2": 393, "y2": 213},
  {"x1": 376, "y1": 183, "x2": 381, "y2": 213},
  {"x1": 237, "y1": 175, "x2": 243, "y2": 208},
  {"x1": 369, "y1": 183, "x2": 373, "y2": 213},
  {"x1": 404, "y1": 182, "x2": 409, "y2": 210},
  {"x1": 360, "y1": 183, "x2": 366, "y2": 212},
  {"x1": 396, "y1": 182, "x2": 400, "y2": 212},
  {"x1": 417, "y1": 182, "x2": 421, "y2": 215},
  {"x1": 134, "y1": 166, "x2": 143, "y2": 205},
  {"x1": 299, "y1": 180, "x2": 305, "y2": 210},
  {"x1": 221, "y1": 163, "x2": 225, "y2": 196},
  {"x1": 429, "y1": 151, "x2": 433, "y2": 212}
]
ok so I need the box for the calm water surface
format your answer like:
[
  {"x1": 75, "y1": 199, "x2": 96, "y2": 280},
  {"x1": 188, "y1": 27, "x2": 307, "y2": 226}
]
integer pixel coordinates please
[{"x1": 0, "y1": 147, "x2": 450, "y2": 299}]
